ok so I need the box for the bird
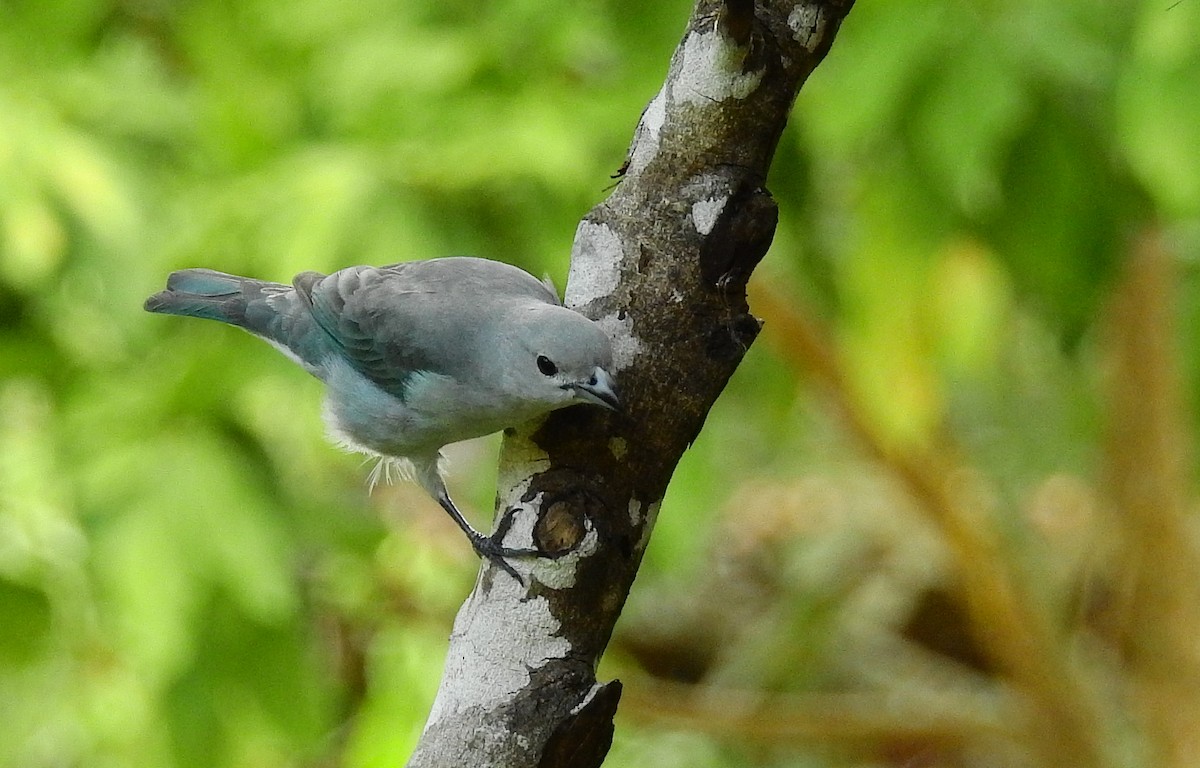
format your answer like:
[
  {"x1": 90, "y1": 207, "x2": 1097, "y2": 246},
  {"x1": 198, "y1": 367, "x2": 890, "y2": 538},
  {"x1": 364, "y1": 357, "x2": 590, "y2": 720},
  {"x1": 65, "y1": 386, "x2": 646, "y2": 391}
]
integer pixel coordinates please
[{"x1": 145, "y1": 256, "x2": 621, "y2": 577}]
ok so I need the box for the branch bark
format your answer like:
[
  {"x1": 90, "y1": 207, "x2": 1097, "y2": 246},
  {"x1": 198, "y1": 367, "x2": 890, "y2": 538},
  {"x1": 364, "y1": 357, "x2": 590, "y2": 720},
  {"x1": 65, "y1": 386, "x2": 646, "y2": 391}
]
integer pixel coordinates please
[{"x1": 407, "y1": 2, "x2": 855, "y2": 765}]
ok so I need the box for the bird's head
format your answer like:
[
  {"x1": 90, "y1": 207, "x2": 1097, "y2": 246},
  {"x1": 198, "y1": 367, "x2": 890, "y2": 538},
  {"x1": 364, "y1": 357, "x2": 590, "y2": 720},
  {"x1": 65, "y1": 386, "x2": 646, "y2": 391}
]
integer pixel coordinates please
[{"x1": 504, "y1": 305, "x2": 621, "y2": 414}]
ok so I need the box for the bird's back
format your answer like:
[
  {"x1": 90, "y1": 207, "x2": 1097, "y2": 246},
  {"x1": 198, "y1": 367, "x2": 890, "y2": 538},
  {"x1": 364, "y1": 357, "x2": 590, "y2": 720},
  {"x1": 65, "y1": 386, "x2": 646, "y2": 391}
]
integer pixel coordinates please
[
  {"x1": 146, "y1": 257, "x2": 560, "y2": 383},
  {"x1": 300, "y1": 258, "x2": 560, "y2": 398}
]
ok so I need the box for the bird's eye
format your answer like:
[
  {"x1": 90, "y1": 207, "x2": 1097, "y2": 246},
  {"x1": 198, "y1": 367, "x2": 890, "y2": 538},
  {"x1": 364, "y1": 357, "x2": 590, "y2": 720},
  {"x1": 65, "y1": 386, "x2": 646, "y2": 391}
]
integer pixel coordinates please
[{"x1": 536, "y1": 355, "x2": 558, "y2": 376}]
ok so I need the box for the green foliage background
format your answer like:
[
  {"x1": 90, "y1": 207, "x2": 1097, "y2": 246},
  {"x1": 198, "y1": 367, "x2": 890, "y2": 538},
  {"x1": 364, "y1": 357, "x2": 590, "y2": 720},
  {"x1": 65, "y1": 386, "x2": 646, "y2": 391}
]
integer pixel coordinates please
[{"x1": 1, "y1": 0, "x2": 1198, "y2": 766}]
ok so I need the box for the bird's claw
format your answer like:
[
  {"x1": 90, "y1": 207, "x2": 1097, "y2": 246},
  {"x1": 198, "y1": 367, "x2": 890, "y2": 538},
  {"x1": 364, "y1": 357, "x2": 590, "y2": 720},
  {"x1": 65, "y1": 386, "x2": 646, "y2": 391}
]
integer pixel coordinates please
[{"x1": 470, "y1": 533, "x2": 539, "y2": 584}]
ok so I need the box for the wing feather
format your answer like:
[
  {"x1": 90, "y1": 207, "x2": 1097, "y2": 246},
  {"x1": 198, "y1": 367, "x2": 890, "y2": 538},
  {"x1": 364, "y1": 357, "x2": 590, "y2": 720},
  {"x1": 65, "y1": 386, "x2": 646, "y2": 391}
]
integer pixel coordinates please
[{"x1": 297, "y1": 257, "x2": 557, "y2": 399}]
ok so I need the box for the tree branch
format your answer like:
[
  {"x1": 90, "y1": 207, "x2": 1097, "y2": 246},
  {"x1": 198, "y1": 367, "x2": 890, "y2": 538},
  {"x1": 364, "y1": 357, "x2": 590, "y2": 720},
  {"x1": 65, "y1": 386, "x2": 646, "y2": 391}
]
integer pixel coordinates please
[{"x1": 407, "y1": 2, "x2": 855, "y2": 765}]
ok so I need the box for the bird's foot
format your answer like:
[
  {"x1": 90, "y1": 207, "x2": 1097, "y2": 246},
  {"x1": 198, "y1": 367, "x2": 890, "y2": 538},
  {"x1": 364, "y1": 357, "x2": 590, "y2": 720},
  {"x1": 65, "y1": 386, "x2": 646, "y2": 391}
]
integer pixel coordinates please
[
  {"x1": 469, "y1": 533, "x2": 539, "y2": 583},
  {"x1": 431, "y1": 488, "x2": 539, "y2": 583}
]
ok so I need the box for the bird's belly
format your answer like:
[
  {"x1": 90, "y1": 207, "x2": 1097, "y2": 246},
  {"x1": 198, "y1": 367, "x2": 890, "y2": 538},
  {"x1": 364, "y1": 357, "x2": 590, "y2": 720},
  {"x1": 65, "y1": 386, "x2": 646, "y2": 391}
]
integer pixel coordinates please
[{"x1": 321, "y1": 362, "x2": 534, "y2": 460}]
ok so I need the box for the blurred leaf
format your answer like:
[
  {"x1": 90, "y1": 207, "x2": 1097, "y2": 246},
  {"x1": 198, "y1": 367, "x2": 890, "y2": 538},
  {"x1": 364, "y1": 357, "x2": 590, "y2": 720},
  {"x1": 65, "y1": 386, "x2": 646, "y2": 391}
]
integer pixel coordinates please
[
  {"x1": 0, "y1": 197, "x2": 66, "y2": 290},
  {"x1": 0, "y1": 577, "x2": 51, "y2": 665},
  {"x1": 1116, "y1": 1, "x2": 1200, "y2": 216},
  {"x1": 798, "y1": 0, "x2": 952, "y2": 153},
  {"x1": 836, "y1": 172, "x2": 946, "y2": 448},
  {"x1": 930, "y1": 239, "x2": 1011, "y2": 376},
  {"x1": 166, "y1": 597, "x2": 333, "y2": 768},
  {"x1": 343, "y1": 622, "x2": 446, "y2": 768},
  {"x1": 986, "y1": 106, "x2": 1130, "y2": 341},
  {"x1": 908, "y1": 34, "x2": 1031, "y2": 215}
]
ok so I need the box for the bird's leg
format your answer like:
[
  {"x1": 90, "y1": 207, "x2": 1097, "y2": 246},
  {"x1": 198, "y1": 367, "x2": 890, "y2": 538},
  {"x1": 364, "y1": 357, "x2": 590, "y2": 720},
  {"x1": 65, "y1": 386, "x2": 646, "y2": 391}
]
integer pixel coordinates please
[
  {"x1": 413, "y1": 457, "x2": 538, "y2": 579},
  {"x1": 433, "y1": 490, "x2": 539, "y2": 581}
]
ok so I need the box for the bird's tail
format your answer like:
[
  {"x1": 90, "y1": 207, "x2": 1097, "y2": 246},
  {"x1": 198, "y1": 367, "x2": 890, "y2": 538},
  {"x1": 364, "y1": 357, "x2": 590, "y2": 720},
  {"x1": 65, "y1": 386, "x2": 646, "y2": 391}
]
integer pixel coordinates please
[
  {"x1": 145, "y1": 269, "x2": 321, "y2": 368},
  {"x1": 144, "y1": 269, "x2": 267, "y2": 325}
]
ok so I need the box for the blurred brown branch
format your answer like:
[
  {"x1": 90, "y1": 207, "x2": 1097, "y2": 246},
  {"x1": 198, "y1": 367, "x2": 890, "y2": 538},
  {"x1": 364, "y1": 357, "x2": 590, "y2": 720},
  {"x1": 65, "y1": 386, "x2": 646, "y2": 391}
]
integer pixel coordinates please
[
  {"x1": 1102, "y1": 227, "x2": 1200, "y2": 767},
  {"x1": 440, "y1": 228, "x2": 1200, "y2": 767},
  {"x1": 620, "y1": 677, "x2": 1023, "y2": 747},
  {"x1": 748, "y1": 276, "x2": 1111, "y2": 766}
]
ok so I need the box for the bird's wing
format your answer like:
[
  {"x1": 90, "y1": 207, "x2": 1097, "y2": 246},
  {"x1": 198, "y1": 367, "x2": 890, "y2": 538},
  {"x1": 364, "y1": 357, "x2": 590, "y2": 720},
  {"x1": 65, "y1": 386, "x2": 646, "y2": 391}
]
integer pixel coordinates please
[{"x1": 298, "y1": 258, "x2": 556, "y2": 399}]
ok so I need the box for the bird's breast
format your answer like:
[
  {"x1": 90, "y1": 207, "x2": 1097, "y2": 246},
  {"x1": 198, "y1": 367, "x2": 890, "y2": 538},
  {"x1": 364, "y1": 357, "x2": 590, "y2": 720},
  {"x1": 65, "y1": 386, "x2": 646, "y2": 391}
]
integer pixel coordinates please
[{"x1": 319, "y1": 359, "x2": 541, "y2": 460}]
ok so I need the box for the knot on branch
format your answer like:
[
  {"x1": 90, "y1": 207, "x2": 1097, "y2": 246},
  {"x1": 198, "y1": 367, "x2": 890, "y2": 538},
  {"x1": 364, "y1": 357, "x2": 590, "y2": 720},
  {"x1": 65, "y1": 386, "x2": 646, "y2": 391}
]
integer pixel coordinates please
[
  {"x1": 535, "y1": 500, "x2": 588, "y2": 555},
  {"x1": 694, "y1": 180, "x2": 779, "y2": 291},
  {"x1": 521, "y1": 469, "x2": 631, "y2": 561}
]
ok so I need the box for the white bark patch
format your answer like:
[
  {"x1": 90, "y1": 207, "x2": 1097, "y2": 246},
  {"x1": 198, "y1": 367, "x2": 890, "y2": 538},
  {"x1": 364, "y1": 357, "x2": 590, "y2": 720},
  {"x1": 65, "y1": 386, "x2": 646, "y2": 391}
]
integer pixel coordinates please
[
  {"x1": 495, "y1": 433, "x2": 595, "y2": 589},
  {"x1": 627, "y1": 498, "x2": 642, "y2": 527},
  {"x1": 565, "y1": 221, "x2": 623, "y2": 308},
  {"x1": 788, "y1": 6, "x2": 826, "y2": 49},
  {"x1": 424, "y1": 580, "x2": 572, "y2": 731},
  {"x1": 691, "y1": 196, "x2": 727, "y2": 235},
  {"x1": 594, "y1": 311, "x2": 642, "y2": 373},
  {"x1": 672, "y1": 29, "x2": 763, "y2": 105},
  {"x1": 494, "y1": 433, "x2": 550, "y2": 540},
  {"x1": 493, "y1": 431, "x2": 548, "y2": 570},
  {"x1": 636, "y1": 500, "x2": 662, "y2": 553},
  {"x1": 501, "y1": 498, "x2": 543, "y2": 552},
  {"x1": 571, "y1": 682, "x2": 606, "y2": 715},
  {"x1": 496, "y1": 431, "x2": 551, "y2": 503},
  {"x1": 421, "y1": 422, "x2": 603, "y2": 732},
  {"x1": 625, "y1": 89, "x2": 667, "y2": 177},
  {"x1": 532, "y1": 524, "x2": 599, "y2": 590}
]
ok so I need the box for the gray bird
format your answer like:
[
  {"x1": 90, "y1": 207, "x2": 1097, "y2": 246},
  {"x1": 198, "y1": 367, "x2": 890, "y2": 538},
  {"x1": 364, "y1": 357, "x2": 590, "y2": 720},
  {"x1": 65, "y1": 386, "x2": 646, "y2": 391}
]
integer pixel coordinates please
[{"x1": 145, "y1": 257, "x2": 620, "y2": 576}]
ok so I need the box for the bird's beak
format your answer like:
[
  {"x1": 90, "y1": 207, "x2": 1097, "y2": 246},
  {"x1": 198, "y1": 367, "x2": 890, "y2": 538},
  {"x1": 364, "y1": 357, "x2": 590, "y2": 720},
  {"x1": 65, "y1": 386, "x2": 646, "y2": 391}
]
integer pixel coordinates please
[{"x1": 572, "y1": 367, "x2": 622, "y2": 412}]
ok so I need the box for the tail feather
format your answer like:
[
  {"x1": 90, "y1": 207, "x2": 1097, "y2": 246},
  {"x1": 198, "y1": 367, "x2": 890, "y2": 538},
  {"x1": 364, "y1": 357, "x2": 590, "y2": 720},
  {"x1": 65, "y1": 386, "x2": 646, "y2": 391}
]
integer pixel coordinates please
[
  {"x1": 146, "y1": 268, "x2": 328, "y2": 373},
  {"x1": 144, "y1": 269, "x2": 258, "y2": 325},
  {"x1": 165, "y1": 268, "x2": 247, "y2": 297},
  {"x1": 147, "y1": 267, "x2": 301, "y2": 340}
]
